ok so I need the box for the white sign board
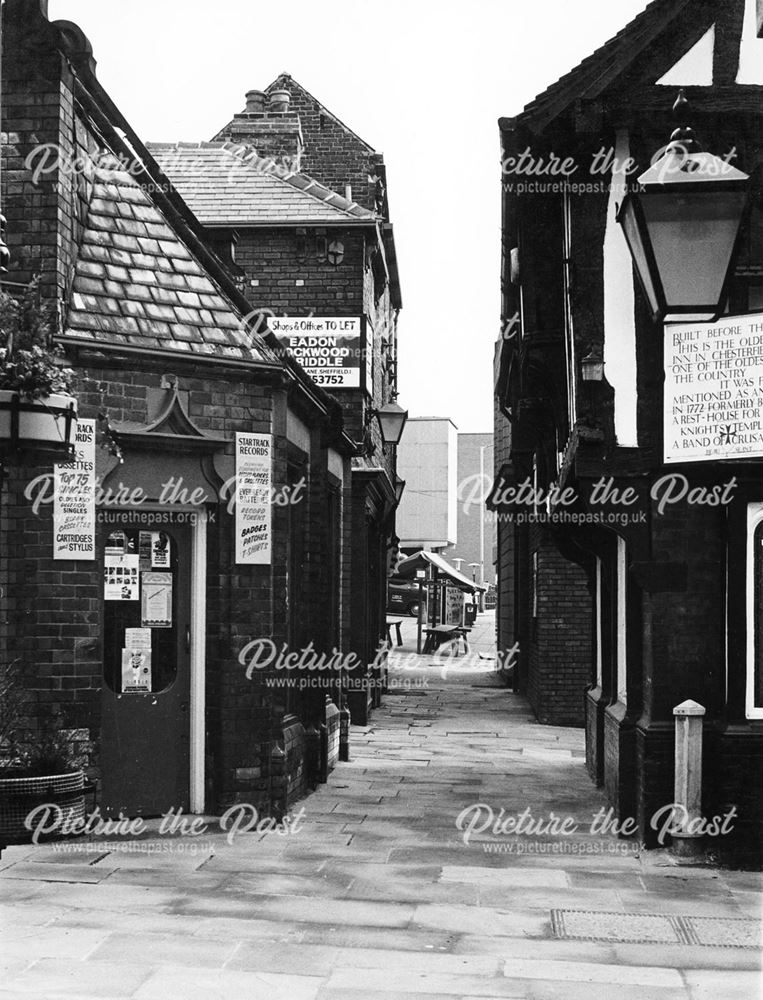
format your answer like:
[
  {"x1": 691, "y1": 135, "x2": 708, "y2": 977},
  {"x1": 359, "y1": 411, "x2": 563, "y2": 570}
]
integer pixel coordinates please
[
  {"x1": 664, "y1": 313, "x2": 763, "y2": 463},
  {"x1": 235, "y1": 432, "x2": 272, "y2": 564},
  {"x1": 443, "y1": 585, "x2": 464, "y2": 626},
  {"x1": 270, "y1": 317, "x2": 361, "y2": 388},
  {"x1": 53, "y1": 419, "x2": 96, "y2": 559}
]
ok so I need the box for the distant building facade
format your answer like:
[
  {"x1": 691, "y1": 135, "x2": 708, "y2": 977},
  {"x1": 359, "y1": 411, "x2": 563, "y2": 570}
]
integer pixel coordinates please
[
  {"x1": 448, "y1": 433, "x2": 494, "y2": 589},
  {"x1": 396, "y1": 417, "x2": 457, "y2": 552}
]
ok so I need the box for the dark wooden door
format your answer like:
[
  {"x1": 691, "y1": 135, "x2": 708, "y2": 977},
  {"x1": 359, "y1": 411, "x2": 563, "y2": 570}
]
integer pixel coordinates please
[{"x1": 100, "y1": 512, "x2": 192, "y2": 817}]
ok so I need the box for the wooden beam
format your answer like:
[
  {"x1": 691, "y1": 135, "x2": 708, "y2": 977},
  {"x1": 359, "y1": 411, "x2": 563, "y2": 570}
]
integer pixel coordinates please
[
  {"x1": 608, "y1": 85, "x2": 763, "y2": 117},
  {"x1": 758, "y1": 0, "x2": 763, "y2": 38}
]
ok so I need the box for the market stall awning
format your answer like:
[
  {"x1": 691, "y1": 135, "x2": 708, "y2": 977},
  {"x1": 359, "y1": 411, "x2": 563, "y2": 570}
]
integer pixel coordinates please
[{"x1": 395, "y1": 550, "x2": 482, "y2": 593}]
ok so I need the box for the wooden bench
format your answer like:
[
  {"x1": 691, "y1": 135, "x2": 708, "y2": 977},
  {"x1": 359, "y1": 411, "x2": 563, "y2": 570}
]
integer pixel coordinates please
[
  {"x1": 385, "y1": 617, "x2": 404, "y2": 647},
  {"x1": 423, "y1": 625, "x2": 472, "y2": 655}
]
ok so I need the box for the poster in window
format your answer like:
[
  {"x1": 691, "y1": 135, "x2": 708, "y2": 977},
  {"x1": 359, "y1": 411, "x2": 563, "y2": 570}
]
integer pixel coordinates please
[
  {"x1": 141, "y1": 572, "x2": 173, "y2": 627},
  {"x1": 151, "y1": 532, "x2": 171, "y2": 568},
  {"x1": 138, "y1": 532, "x2": 152, "y2": 571},
  {"x1": 121, "y1": 647, "x2": 152, "y2": 692},
  {"x1": 104, "y1": 554, "x2": 139, "y2": 600}
]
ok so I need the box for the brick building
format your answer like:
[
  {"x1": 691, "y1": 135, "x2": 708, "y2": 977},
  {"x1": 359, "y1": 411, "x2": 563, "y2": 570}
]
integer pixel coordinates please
[
  {"x1": 493, "y1": 0, "x2": 763, "y2": 857},
  {"x1": 0, "y1": 1, "x2": 363, "y2": 818},
  {"x1": 150, "y1": 76, "x2": 403, "y2": 724}
]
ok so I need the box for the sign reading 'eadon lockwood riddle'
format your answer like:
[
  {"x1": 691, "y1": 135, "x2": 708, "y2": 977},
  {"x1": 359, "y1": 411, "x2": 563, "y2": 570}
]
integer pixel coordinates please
[
  {"x1": 235, "y1": 433, "x2": 272, "y2": 564},
  {"x1": 53, "y1": 418, "x2": 96, "y2": 559},
  {"x1": 270, "y1": 317, "x2": 361, "y2": 388},
  {"x1": 664, "y1": 312, "x2": 763, "y2": 463}
]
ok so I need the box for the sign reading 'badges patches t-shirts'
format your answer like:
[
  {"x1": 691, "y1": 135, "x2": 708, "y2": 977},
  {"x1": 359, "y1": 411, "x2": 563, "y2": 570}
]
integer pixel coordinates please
[{"x1": 235, "y1": 432, "x2": 272, "y2": 564}]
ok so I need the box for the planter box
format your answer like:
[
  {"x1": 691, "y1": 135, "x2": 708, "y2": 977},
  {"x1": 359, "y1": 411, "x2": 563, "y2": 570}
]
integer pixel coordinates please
[
  {"x1": 0, "y1": 390, "x2": 77, "y2": 457},
  {"x1": 0, "y1": 770, "x2": 85, "y2": 843}
]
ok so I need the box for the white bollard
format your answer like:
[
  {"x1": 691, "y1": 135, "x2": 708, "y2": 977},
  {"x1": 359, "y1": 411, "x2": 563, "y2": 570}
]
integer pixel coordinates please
[{"x1": 671, "y1": 699, "x2": 705, "y2": 855}]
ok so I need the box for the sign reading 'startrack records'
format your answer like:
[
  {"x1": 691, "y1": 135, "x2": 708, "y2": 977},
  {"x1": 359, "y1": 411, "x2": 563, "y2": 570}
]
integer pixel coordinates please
[
  {"x1": 664, "y1": 312, "x2": 763, "y2": 463},
  {"x1": 235, "y1": 433, "x2": 272, "y2": 565},
  {"x1": 270, "y1": 317, "x2": 361, "y2": 388}
]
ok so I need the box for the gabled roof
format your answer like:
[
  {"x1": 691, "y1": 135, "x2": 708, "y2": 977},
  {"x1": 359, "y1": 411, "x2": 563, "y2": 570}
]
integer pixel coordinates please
[
  {"x1": 148, "y1": 142, "x2": 378, "y2": 227},
  {"x1": 64, "y1": 157, "x2": 278, "y2": 363},
  {"x1": 265, "y1": 73, "x2": 376, "y2": 153},
  {"x1": 512, "y1": 0, "x2": 697, "y2": 132}
]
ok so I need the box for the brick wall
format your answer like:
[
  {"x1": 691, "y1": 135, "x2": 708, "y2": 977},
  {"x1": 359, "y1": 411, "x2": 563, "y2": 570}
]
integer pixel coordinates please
[{"x1": 527, "y1": 529, "x2": 591, "y2": 726}]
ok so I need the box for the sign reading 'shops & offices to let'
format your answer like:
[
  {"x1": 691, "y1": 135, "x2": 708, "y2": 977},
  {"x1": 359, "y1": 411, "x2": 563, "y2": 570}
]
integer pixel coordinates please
[
  {"x1": 235, "y1": 433, "x2": 272, "y2": 565},
  {"x1": 270, "y1": 317, "x2": 361, "y2": 388},
  {"x1": 663, "y1": 312, "x2": 763, "y2": 463}
]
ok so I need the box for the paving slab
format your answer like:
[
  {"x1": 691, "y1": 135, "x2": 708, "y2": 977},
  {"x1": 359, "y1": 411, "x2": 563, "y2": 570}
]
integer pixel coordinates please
[{"x1": 1, "y1": 624, "x2": 760, "y2": 999}]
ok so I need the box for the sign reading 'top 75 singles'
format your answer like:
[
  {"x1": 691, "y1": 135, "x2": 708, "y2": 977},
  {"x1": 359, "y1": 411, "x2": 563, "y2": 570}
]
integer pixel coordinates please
[
  {"x1": 269, "y1": 317, "x2": 361, "y2": 388},
  {"x1": 664, "y1": 312, "x2": 763, "y2": 463},
  {"x1": 235, "y1": 433, "x2": 272, "y2": 565}
]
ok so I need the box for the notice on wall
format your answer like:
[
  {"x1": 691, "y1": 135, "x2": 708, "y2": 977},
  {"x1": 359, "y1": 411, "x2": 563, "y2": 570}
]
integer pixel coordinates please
[
  {"x1": 664, "y1": 312, "x2": 763, "y2": 463},
  {"x1": 53, "y1": 419, "x2": 96, "y2": 560},
  {"x1": 235, "y1": 432, "x2": 272, "y2": 565},
  {"x1": 444, "y1": 586, "x2": 465, "y2": 626},
  {"x1": 270, "y1": 317, "x2": 361, "y2": 388},
  {"x1": 141, "y1": 572, "x2": 173, "y2": 627},
  {"x1": 104, "y1": 554, "x2": 139, "y2": 600}
]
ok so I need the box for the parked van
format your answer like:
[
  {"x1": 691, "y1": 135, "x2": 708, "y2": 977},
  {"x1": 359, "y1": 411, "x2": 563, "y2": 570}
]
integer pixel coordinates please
[{"x1": 386, "y1": 577, "x2": 422, "y2": 617}]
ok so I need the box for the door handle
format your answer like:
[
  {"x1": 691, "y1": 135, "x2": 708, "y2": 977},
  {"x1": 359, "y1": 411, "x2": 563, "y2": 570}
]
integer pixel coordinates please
[{"x1": 185, "y1": 625, "x2": 191, "y2": 654}]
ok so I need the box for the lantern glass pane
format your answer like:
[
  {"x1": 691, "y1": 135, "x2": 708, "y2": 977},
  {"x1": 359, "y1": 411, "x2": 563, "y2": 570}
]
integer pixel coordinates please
[
  {"x1": 640, "y1": 189, "x2": 747, "y2": 313},
  {"x1": 619, "y1": 198, "x2": 661, "y2": 316},
  {"x1": 378, "y1": 409, "x2": 407, "y2": 445}
]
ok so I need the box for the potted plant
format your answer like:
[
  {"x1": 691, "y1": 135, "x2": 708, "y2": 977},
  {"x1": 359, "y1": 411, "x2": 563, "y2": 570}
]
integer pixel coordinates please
[
  {"x1": 0, "y1": 660, "x2": 86, "y2": 846},
  {"x1": 0, "y1": 277, "x2": 77, "y2": 457}
]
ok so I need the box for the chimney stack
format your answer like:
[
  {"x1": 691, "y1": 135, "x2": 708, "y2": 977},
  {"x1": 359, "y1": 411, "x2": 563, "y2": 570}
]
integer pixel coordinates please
[{"x1": 213, "y1": 88, "x2": 302, "y2": 170}]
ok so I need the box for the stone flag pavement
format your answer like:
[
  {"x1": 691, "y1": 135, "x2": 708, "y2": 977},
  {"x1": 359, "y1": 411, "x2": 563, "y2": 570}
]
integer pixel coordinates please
[{"x1": 0, "y1": 613, "x2": 760, "y2": 999}]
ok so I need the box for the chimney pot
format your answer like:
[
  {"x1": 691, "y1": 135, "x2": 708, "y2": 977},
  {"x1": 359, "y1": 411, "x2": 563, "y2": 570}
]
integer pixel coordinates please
[
  {"x1": 245, "y1": 90, "x2": 267, "y2": 113},
  {"x1": 268, "y1": 89, "x2": 291, "y2": 113}
]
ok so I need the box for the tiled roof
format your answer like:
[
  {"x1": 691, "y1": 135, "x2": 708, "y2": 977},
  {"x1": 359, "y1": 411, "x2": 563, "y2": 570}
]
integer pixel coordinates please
[
  {"x1": 147, "y1": 143, "x2": 377, "y2": 226},
  {"x1": 64, "y1": 158, "x2": 279, "y2": 363},
  {"x1": 516, "y1": 0, "x2": 694, "y2": 131}
]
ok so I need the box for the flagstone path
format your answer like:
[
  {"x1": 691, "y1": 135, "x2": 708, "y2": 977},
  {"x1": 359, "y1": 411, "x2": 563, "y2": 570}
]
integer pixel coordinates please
[{"x1": 0, "y1": 614, "x2": 760, "y2": 999}]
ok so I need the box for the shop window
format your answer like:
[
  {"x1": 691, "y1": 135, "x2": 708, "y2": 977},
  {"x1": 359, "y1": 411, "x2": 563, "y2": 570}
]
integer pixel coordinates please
[
  {"x1": 747, "y1": 503, "x2": 763, "y2": 718},
  {"x1": 102, "y1": 528, "x2": 179, "y2": 695}
]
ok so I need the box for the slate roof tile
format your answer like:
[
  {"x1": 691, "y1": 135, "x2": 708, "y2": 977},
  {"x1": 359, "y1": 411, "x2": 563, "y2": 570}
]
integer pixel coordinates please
[
  {"x1": 130, "y1": 270, "x2": 155, "y2": 285},
  {"x1": 150, "y1": 286, "x2": 181, "y2": 305},
  {"x1": 65, "y1": 165, "x2": 277, "y2": 364},
  {"x1": 148, "y1": 143, "x2": 379, "y2": 226},
  {"x1": 81, "y1": 244, "x2": 110, "y2": 262},
  {"x1": 106, "y1": 264, "x2": 130, "y2": 281},
  {"x1": 112, "y1": 234, "x2": 141, "y2": 252},
  {"x1": 120, "y1": 300, "x2": 146, "y2": 318},
  {"x1": 115, "y1": 218, "x2": 149, "y2": 238},
  {"x1": 79, "y1": 261, "x2": 105, "y2": 277}
]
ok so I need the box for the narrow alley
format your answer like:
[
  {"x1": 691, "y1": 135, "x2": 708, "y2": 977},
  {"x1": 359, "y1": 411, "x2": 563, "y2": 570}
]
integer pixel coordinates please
[{"x1": 0, "y1": 616, "x2": 759, "y2": 1000}]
